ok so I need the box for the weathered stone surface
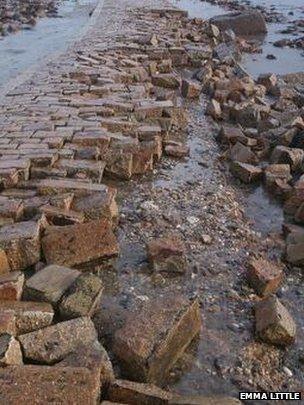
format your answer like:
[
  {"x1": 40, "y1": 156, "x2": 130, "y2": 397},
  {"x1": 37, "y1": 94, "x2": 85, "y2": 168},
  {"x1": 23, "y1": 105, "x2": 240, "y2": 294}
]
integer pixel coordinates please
[
  {"x1": 71, "y1": 190, "x2": 118, "y2": 222},
  {"x1": 0, "y1": 334, "x2": 23, "y2": 366},
  {"x1": 206, "y1": 99, "x2": 222, "y2": 120},
  {"x1": 0, "y1": 365, "x2": 100, "y2": 403},
  {"x1": 113, "y1": 295, "x2": 201, "y2": 384},
  {"x1": 59, "y1": 273, "x2": 103, "y2": 319},
  {"x1": 257, "y1": 73, "x2": 277, "y2": 93},
  {"x1": 217, "y1": 126, "x2": 246, "y2": 145},
  {"x1": 210, "y1": 11, "x2": 267, "y2": 36},
  {"x1": 147, "y1": 236, "x2": 187, "y2": 274},
  {"x1": 0, "y1": 301, "x2": 54, "y2": 335},
  {"x1": 248, "y1": 258, "x2": 283, "y2": 296},
  {"x1": 230, "y1": 142, "x2": 257, "y2": 164},
  {"x1": 270, "y1": 145, "x2": 304, "y2": 171},
  {"x1": 169, "y1": 396, "x2": 241, "y2": 405},
  {"x1": 0, "y1": 272, "x2": 24, "y2": 300},
  {"x1": 230, "y1": 161, "x2": 262, "y2": 183},
  {"x1": 58, "y1": 340, "x2": 114, "y2": 388},
  {"x1": 181, "y1": 79, "x2": 201, "y2": 99},
  {"x1": 264, "y1": 164, "x2": 291, "y2": 188},
  {"x1": 0, "y1": 312, "x2": 16, "y2": 335},
  {"x1": 0, "y1": 221, "x2": 41, "y2": 273},
  {"x1": 164, "y1": 143, "x2": 189, "y2": 158},
  {"x1": 152, "y1": 74, "x2": 180, "y2": 89},
  {"x1": 25, "y1": 265, "x2": 81, "y2": 306},
  {"x1": 19, "y1": 317, "x2": 97, "y2": 364},
  {"x1": 42, "y1": 219, "x2": 119, "y2": 267},
  {"x1": 286, "y1": 241, "x2": 304, "y2": 266},
  {"x1": 108, "y1": 379, "x2": 173, "y2": 404},
  {"x1": 25, "y1": 178, "x2": 113, "y2": 196},
  {"x1": 255, "y1": 296, "x2": 296, "y2": 346}
]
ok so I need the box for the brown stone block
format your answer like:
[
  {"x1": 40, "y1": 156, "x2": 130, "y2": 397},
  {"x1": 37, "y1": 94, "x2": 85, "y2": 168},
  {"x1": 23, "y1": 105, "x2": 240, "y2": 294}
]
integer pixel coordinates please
[
  {"x1": 0, "y1": 221, "x2": 41, "y2": 273},
  {"x1": 42, "y1": 219, "x2": 119, "y2": 267},
  {"x1": 0, "y1": 301, "x2": 54, "y2": 335},
  {"x1": 108, "y1": 379, "x2": 173, "y2": 404},
  {"x1": 247, "y1": 258, "x2": 283, "y2": 296},
  {"x1": 113, "y1": 295, "x2": 201, "y2": 384},
  {"x1": 25, "y1": 264, "x2": 81, "y2": 306},
  {"x1": 0, "y1": 365, "x2": 100, "y2": 404},
  {"x1": 0, "y1": 272, "x2": 24, "y2": 300},
  {"x1": 19, "y1": 317, "x2": 97, "y2": 364}
]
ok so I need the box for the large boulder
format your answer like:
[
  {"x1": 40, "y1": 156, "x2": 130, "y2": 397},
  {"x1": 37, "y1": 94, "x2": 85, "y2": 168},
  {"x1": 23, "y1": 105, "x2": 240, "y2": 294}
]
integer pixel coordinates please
[{"x1": 210, "y1": 11, "x2": 267, "y2": 37}]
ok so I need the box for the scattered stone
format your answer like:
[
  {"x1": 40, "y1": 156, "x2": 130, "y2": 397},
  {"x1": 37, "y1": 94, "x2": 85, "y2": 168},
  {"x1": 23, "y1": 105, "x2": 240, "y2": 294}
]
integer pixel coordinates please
[
  {"x1": 181, "y1": 79, "x2": 201, "y2": 99},
  {"x1": 147, "y1": 236, "x2": 187, "y2": 274},
  {"x1": 270, "y1": 145, "x2": 304, "y2": 171},
  {"x1": 152, "y1": 74, "x2": 180, "y2": 89},
  {"x1": 230, "y1": 161, "x2": 262, "y2": 183},
  {"x1": 264, "y1": 164, "x2": 292, "y2": 188},
  {"x1": 217, "y1": 126, "x2": 246, "y2": 145},
  {"x1": 164, "y1": 143, "x2": 190, "y2": 158},
  {"x1": 19, "y1": 317, "x2": 97, "y2": 364},
  {"x1": 0, "y1": 272, "x2": 24, "y2": 300},
  {"x1": 201, "y1": 234, "x2": 212, "y2": 245},
  {"x1": 59, "y1": 273, "x2": 103, "y2": 319},
  {"x1": 257, "y1": 73, "x2": 277, "y2": 93},
  {"x1": 0, "y1": 365, "x2": 100, "y2": 403},
  {"x1": 0, "y1": 301, "x2": 54, "y2": 335},
  {"x1": 0, "y1": 221, "x2": 41, "y2": 273},
  {"x1": 255, "y1": 296, "x2": 296, "y2": 346},
  {"x1": 0, "y1": 334, "x2": 23, "y2": 366},
  {"x1": 206, "y1": 99, "x2": 222, "y2": 120},
  {"x1": 107, "y1": 379, "x2": 173, "y2": 404},
  {"x1": 0, "y1": 312, "x2": 16, "y2": 335},
  {"x1": 24, "y1": 264, "x2": 81, "y2": 306},
  {"x1": 58, "y1": 340, "x2": 114, "y2": 388},
  {"x1": 230, "y1": 142, "x2": 257, "y2": 164},
  {"x1": 247, "y1": 258, "x2": 283, "y2": 296},
  {"x1": 42, "y1": 218, "x2": 119, "y2": 267},
  {"x1": 113, "y1": 295, "x2": 201, "y2": 384}
]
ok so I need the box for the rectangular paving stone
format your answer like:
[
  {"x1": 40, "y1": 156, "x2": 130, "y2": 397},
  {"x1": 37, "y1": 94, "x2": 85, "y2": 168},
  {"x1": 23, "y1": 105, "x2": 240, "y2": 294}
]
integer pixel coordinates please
[
  {"x1": 113, "y1": 295, "x2": 201, "y2": 384},
  {"x1": 25, "y1": 264, "x2": 81, "y2": 306},
  {"x1": 108, "y1": 379, "x2": 173, "y2": 404},
  {"x1": 0, "y1": 365, "x2": 100, "y2": 404},
  {"x1": 59, "y1": 273, "x2": 103, "y2": 319},
  {"x1": 21, "y1": 178, "x2": 113, "y2": 196},
  {"x1": 0, "y1": 271, "x2": 24, "y2": 300},
  {"x1": 0, "y1": 301, "x2": 54, "y2": 335},
  {"x1": 42, "y1": 219, "x2": 119, "y2": 267},
  {"x1": 19, "y1": 317, "x2": 97, "y2": 364},
  {"x1": 71, "y1": 190, "x2": 118, "y2": 222},
  {"x1": 0, "y1": 220, "x2": 41, "y2": 273},
  {"x1": 55, "y1": 158, "x2": 106, "y2": 182},
  {"x1": 58, "y1": 340, "x2": 114, "y2": 389}
]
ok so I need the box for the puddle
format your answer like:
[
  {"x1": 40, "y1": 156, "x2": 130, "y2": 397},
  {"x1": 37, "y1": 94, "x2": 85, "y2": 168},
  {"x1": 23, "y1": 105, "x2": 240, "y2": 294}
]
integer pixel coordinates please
[
  {"x1": 243, "y1": 186, "x2": 284, "y2": 236},
  {"x1": 0, "y1": 0, "x2": 97, "y2": 93}
]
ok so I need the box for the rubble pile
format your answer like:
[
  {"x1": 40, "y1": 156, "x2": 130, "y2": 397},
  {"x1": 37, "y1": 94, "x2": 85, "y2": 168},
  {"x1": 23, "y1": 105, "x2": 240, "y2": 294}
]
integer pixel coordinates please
[{"x1": 0, "y1": 0, "x2": 58, "y2": 37}]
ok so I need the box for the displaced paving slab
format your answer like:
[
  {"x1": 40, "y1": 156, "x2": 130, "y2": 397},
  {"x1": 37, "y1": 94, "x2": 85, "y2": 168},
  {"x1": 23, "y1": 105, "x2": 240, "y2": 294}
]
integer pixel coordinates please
[
  {"x1": 113, "y1": 295, "x2": 201, "y2": 384},
  {"x1": 24, "y1": 264, "x2": 81, "y2": 306},
  {"x1": 0, "y1": 365, "x2": 100, "y2": 404},
  {"x1": 41, "y1": 219, "x2": 119, "y2": 267},
  {"x1": 19, "y1": 316, "x2": 98, "y2": 364},
  {"x1": 0, "y1": 220, "x2": 41, "y2": 273},
  {"x1": 0, "y1": 300, "x2": 54, "y2": 335}
]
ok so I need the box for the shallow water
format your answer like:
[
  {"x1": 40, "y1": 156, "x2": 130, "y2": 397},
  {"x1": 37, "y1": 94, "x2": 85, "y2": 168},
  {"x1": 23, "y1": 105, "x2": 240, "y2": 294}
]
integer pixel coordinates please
[
  {"x1": 0, "y1": 0, "x2": 97, "y2": 93},
  {"x1": 174, "y1": 0, "x2": 304, "y2": 77}
]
